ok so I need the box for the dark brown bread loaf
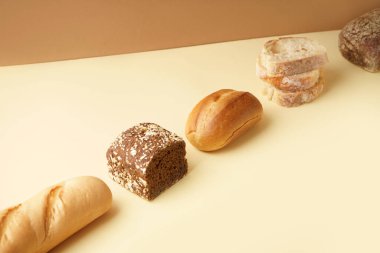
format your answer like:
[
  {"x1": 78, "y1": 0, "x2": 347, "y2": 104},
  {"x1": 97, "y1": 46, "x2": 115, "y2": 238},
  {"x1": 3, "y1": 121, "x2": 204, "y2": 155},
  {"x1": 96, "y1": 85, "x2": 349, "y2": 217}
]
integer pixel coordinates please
[
  {"x1": 339, "y1": 8, "x2": 380, "y2": 72},
  {"x1": 107, "y1": 123, "x2": 187, "y2": 200}
]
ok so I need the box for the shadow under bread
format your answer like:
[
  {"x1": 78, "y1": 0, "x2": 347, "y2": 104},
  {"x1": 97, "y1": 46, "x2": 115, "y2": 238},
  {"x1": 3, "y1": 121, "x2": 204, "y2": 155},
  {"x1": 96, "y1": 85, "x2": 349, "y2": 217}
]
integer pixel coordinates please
[{"x1": 50, "y1": 201, "x2": 120, "y2": 253}]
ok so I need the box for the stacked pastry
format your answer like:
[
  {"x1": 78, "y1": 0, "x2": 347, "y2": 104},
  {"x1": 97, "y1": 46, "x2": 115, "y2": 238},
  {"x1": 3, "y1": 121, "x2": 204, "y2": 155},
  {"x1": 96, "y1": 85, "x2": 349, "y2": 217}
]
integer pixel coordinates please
[{"x1": 256, "y1": 37, "x2": 328, "y2": 107}]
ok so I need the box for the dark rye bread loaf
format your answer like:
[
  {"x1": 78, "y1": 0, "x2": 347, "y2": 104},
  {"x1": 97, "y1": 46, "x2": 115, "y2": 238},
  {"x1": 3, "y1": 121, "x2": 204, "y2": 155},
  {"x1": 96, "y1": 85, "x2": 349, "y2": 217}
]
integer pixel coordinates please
[
  {"x1": 339, "y1": 8, "x2": 380, "y2": 72},
  {"x1": 107, "y1": 123, "x2": 187, "y2": 200}
]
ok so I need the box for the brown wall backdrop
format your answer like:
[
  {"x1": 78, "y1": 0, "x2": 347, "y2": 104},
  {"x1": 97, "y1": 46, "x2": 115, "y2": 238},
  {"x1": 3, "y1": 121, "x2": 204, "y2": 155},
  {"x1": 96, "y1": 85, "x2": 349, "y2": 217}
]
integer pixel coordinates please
[{"x1": 0, "y1": 0, "x2": 379, "y2": 66}]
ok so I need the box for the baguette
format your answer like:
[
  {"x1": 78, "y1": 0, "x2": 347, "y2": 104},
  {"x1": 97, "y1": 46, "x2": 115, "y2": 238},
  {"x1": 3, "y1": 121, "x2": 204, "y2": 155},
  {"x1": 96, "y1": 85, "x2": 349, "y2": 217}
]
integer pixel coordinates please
[
  {"x1": 256, "y1": 57, "x2": 321, "y2": 92},
  {"x1": 0, "y1": 176, "x2": 112, "y2": 253},
  {"x1": 263, "y1": 76, "x2": 324, "y2": 107},
  {"x1": 260, "y1": 37, "x2": 328, "y2": 76},
  {"x1": 185, "y1": 89, "x2": 263, "y2": 151}
]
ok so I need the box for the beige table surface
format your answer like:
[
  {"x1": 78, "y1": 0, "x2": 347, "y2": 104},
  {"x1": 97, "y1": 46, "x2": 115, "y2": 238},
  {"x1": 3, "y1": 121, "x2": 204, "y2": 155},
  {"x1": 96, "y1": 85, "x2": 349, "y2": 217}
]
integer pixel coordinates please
[{"x1": 1, "y1": 30, "x2": 380, "y2": 253}]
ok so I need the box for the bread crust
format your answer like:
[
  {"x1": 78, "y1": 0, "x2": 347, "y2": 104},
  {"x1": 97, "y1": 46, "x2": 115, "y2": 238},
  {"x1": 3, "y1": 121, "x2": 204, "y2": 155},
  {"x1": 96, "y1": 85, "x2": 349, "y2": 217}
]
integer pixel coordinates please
[
  {"x1": 256, "y1": 57, "x2": 320, "y2": 92},
  {"x1": 339, "y1": 8, "x2": 380, "y2": 72},
  {"x1": 185, "y1": 89, "x2": 263, "y2": 151},
  {"x1": 0, "y1": 176, "x2": 112, "y2": 253},
  {"x1": 261, "y1": 37, "x2": 328, "y2": 76},
  {"x1": 263, "y1": 76, "x2": 324, "y2": 107}
]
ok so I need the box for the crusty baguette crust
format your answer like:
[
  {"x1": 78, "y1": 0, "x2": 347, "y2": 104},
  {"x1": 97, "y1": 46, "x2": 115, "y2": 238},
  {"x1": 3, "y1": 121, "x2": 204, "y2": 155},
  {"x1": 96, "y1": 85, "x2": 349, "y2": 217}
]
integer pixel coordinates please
[
  {"x1": 256, "y1": 57, "x2": 321, "y2": 92},
  {"x1": 0, "y1": 176, "x2": 112, "y2": 253},
  {"x1": 185, "y1": 89, "x2": 263, "y2": 151},
  {"x1": 263, "y1": 76, "x2": 324, "y2": 107},
  {"x1": 261, "y1": 37, "x2": 328, "y2": 76}
]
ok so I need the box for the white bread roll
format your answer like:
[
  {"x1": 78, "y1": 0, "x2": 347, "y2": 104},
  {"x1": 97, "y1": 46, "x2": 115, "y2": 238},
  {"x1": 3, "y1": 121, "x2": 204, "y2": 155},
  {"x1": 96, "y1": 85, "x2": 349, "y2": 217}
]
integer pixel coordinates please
[
  {"x1": 260, "y1": 37, "x2": 328, "y2": 76},
  {"x1": 0, "y1": 176, "x2": 112, "y2": 253},
  {"x1": 185, "y1": 89, "x2": 263, "y2": 151}
]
